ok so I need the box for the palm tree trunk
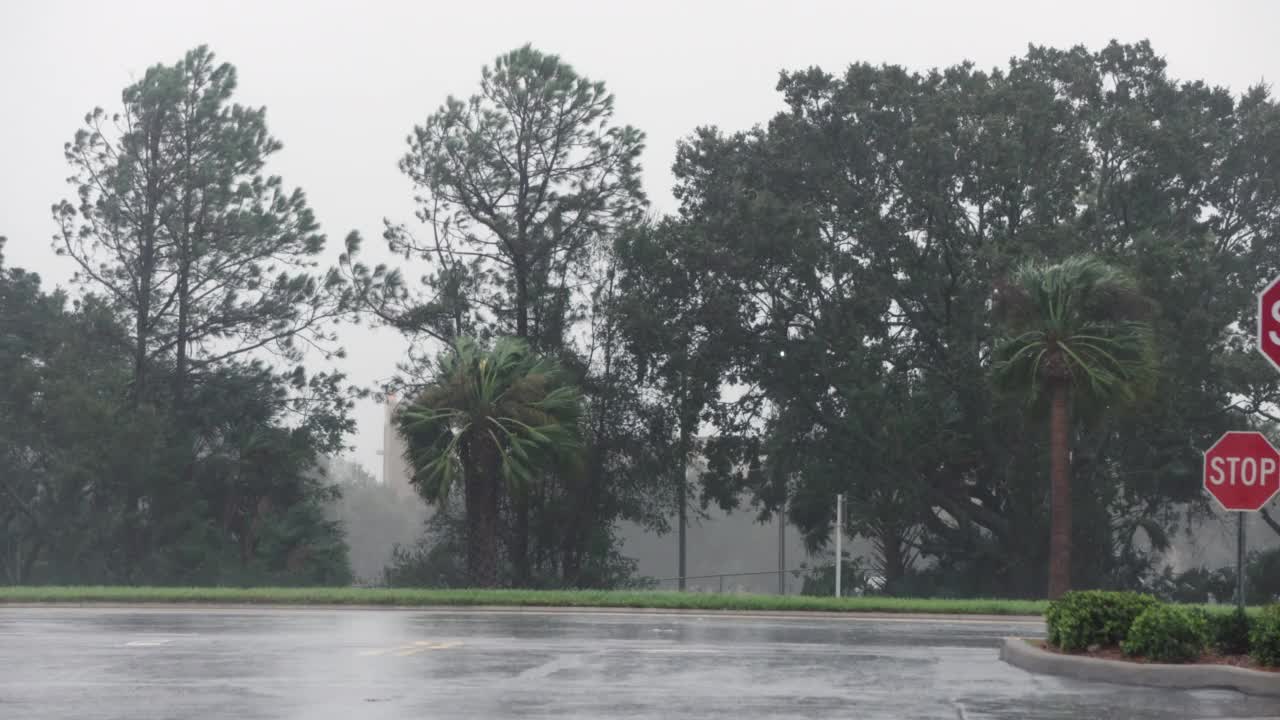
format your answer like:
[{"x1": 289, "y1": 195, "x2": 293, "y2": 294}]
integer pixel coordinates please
[
  {"x1": 466, "y1": 437, "x2": 501, "y2": 588},
  {"x1": 878, "y1": 524, "x2": 906, "y2": 595},
  {"x1": 512, "y1": 487, "x2": 530, "y2": 586},
  {"x1": 1048, "y1": 380, "x2": 1072, "y2": 599}
]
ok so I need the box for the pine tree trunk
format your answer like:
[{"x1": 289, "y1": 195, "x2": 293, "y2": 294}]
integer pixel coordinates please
[
  {"x1": 1048, "y1": 380, "x2": 1072, "y2": 599},
  {"x1": 131, "y1": 112, "x2": 162, "y2": 408},
  {"x1": 125, "y1": 115, "x2": 165, "y2": 570},
  {"x1": 511, "y1": 264, "x2": 531, "y2": 585}
]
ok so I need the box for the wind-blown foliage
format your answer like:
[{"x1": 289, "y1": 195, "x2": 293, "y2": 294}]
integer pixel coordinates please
[
  {"x1": 670, "y1": 40, "x2": 1280, "y2": 597},
  {"x1": 397, "y1": 337, "x2": 584, "y2": 586},
  {"x1": 0, "y1": 238, "x2": 352, "y2": 585},
  {"x1": 344, "y1": 45, "x2": 672, "y2": 588},
  {"x1": 993, "y1": 257, "x2": 1156, "y2": 407},
  {"x1": 0, "y1": 45, "x2": 357, "y2": 587},
  {"x1": 9, "y1": 38, "x2": 1280, "y2": 597}
]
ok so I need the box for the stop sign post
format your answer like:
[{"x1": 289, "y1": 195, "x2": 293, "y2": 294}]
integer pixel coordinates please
[
  {"x1": 1214, "y1": 277, "x2": 1280, "y2": 609},
  {"x1": 1203, "y1": 431, "x2": 1280, "y2": 611},
  {"x1": 1187, "y1": 284, "x2": 1280, "y2": 608}
]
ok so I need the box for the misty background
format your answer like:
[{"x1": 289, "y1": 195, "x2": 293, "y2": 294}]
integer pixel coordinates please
[{"x1": 3, "y1": 0, "x2": 1279, "y2": 587}]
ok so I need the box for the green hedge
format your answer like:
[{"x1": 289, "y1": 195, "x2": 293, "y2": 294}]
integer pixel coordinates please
[
  {"x1": 1121, "y1": 605, "x2": 1207, "y2": 663},
  {"x1": 1045, "y1": 590, "x2": 1159, "y2": 651},
  {"x1": 1250, "y1": 604, "x2": 1280, "y2": 667},
  {"x1": 1205, "y1": 608, "x2": 1253, "y2": 656},
  {"x1": 1044, "y1": 590, "x2": 1273, "y2": 664}
]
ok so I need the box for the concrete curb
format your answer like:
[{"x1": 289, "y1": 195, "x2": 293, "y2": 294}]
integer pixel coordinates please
[{"x1": 1000, "y1": 637, "x2": 1280, "y2": 698}]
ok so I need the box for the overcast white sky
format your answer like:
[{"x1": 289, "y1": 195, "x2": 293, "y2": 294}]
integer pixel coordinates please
[{"x1": 3, "y1": 0, "x2": 1278, "y2": 478}]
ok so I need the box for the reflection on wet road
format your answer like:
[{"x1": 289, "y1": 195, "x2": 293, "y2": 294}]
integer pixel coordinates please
[{"x1": 0, "y1": 607, "x2": 1275, "y2": 719}]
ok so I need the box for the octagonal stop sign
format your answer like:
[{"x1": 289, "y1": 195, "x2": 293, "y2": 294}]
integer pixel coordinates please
[
  {"x1": 1203, "y1": 431, "x2": 1280, "y2": 511},
  {"x1": 1259, "y1": 276, "x2": 1280, "y2": 373}
]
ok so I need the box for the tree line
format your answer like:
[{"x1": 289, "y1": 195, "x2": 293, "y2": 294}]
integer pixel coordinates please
[
  {"x1": 2, "y1": 48, "x2": 353, "y2": 584},
  {"x1": 3, "y1": 41, "x2": 1279, "y2": 598}
]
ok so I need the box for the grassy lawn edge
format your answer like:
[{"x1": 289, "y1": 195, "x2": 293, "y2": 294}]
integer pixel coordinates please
[{"x1": 0, "y1": 587, "x2": 1047, "y2": 615}]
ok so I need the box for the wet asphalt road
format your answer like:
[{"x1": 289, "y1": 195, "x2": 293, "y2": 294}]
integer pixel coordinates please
[{"x1": 0, "y1": 607, "x2": 1276, "y2": 720}]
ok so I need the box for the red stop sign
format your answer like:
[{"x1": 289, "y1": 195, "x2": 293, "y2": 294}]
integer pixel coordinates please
[
  {"x1": 1258, "y1": 276, "x2": 1280, "y2": 373},
  {"x1": 1203, "y1": 431, "x2": 1280, "y2": 511}
]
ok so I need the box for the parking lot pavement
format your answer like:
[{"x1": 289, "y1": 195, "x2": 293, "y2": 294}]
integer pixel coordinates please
[{"x1": 0, "y1": 606, "x2": 1276, "y2": 719}]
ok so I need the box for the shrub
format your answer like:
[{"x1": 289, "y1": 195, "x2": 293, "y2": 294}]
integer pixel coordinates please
[
  {"x1": 1045, "y1": 590, "x2": 1160, "y2": 651},
  {"x1": 1121, "y1": 605, "x2": 1207, "y2": 663},
  {"x1": 1206, "y1": 608, "x2": 1252, "y2": 656},
  {"x1": 1250, "y1": 604, "x2": 1280, "y2": 667}
]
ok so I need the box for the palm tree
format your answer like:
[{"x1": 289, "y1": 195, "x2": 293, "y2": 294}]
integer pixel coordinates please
[
  {"x1": 395, "y1": 337, "x2": 583, "y2": 587},
  {"x1": 992, "y1": 256, "x2": 1155, "y2": 599}
]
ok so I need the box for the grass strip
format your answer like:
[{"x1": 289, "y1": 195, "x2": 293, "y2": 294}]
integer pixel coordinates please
[{"x1": 0, "y1": 586, "x2": 1048, "y2": 615}]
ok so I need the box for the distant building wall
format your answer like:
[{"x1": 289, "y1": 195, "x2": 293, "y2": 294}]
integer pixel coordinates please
[
  {"x1": 1164, "y1": 506, "x2": 1280, "y2": 572},
  {"x1": 382, "y1": 395, "x2": 417, "y2": 501}
]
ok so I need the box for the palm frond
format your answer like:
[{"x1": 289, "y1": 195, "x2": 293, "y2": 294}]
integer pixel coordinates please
[
  {"x1": 396, "y1": 335, "x2": 586, "y2": 499},
  {"x1": 992, "y1": 255, "x2": 1156, "y2": 407}
]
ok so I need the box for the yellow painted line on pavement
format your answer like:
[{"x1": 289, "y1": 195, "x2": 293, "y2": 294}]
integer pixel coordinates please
[
  {"x1": 360, "y1": 640, "x2": 463, "y2": 657},
  {"x1": 395, "y1": 641, "x2": 462, "y2": 657}
]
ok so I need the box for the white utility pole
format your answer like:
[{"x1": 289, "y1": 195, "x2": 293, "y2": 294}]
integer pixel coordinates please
[{"x1": 834, "y1": 493, "x2": 844, "y2": 598}]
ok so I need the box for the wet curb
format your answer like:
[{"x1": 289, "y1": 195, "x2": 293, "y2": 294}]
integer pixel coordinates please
[{"x1": 1000, "y1": 637, "x2": 1280, "y2": 698}]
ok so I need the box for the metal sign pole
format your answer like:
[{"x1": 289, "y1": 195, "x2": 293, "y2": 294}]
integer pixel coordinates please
[
  {"x1": 834, "y1": 493, "x2": 843, "y2": 599},
  {"x1": 777, "y1": 504, "x2": 786, "y2": 596},
  {"x1": 1237, "y1": 513, "x2": 1247, "y2": 612}
]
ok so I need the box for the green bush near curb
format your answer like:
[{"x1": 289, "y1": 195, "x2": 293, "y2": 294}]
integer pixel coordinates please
[
  {"x1": 1043, "y1": 590, "x2": 1268, "y2": 662},
  {"x1": 1045, "y1": 590, "x2": 1159, "y2": 651},
  {"x1": 1121, "y1": 605, "x2": 1207, "y2": 663},
  {"x1": 1206, "y1": 608, "x2": 1253, "y2": 656},
  {"x1": 1250, "y1": 604, "x2": 1280, "y2": 667}
]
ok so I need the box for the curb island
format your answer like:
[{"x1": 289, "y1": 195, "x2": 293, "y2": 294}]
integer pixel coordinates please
[{"x1": 1000, "y1": 636, "x2": 1280, "y2": 698}]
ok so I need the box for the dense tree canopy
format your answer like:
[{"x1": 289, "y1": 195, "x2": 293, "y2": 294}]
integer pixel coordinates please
[
  {"x1": 5, "y1": 40, "x2": 1279, "y2": 596},
  {"x1": 0, "y1": 46, "x2": 357, "y2": 586},
  {"x1": 673, "y1": 40, "x2": 1280, "y2": 596},
  {"x1": 344, "y1": 43, "x2": 645, "y2": 352},
  {"x1": 344, "y1": 45, "x2": 676, "y2": 589}
]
